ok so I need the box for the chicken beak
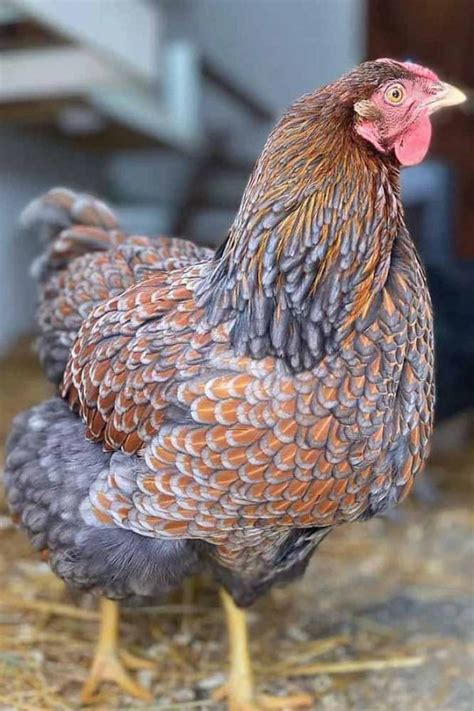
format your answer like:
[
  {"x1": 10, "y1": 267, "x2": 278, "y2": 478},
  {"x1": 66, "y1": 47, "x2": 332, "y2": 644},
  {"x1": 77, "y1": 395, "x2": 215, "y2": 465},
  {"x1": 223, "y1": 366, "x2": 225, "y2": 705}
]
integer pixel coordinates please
[{"x1": 427, "y1": 82, "x2": 467, "y2": 114}]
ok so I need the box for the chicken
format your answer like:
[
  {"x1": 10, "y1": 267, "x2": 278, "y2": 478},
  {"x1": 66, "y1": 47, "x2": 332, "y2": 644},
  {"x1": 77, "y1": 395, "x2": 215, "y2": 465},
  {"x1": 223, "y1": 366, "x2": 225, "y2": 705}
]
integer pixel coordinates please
[{"x1": 4, "y1": 59, "x2": 465, "y2": 709}]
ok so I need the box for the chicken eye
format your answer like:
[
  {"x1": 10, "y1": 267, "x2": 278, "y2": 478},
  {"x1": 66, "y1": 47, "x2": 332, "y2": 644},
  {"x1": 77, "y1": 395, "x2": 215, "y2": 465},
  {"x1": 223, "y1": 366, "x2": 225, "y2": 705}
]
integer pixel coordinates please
[{"x1": 385, "y1": 84, "x2": 405, "y2": 105}]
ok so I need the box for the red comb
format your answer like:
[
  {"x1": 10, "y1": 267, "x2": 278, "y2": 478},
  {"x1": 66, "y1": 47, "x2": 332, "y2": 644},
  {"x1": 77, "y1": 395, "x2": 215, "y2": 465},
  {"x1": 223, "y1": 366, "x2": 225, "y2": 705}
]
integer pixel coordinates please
[
  {"x1": 375, "y1": 58, "x2": 439, "y2": 82},
  {"x1": 401, "y1": 61, "x2": 439, "y2": 82}
]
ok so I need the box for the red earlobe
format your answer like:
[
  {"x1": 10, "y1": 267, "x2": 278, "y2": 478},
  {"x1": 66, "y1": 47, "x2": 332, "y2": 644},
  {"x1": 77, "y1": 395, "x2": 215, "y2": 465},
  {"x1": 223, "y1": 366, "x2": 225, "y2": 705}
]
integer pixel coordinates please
[{"x1": 355, "y1": 121, "x2": 386, "y2": 153}]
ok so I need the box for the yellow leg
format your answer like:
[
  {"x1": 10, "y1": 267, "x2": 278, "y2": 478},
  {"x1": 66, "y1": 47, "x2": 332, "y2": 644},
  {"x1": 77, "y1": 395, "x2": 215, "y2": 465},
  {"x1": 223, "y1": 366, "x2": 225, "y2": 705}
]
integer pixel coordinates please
[
  {"x1": 180, "y1": 577, "x2": 197, "y2": 635},
  {"x1": 80, "y1": 598, "x2": 154, "y2": 704},
  {"x1": 213, "y1": 588, "x2": 312, "y2": 711}
]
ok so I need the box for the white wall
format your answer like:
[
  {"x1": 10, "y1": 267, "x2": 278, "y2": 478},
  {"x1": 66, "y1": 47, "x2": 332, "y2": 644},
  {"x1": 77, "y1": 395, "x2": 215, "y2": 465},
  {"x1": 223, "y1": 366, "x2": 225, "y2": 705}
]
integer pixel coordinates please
[{"x1": 168, "y1": 0, "x2": 366, "y2": 156}]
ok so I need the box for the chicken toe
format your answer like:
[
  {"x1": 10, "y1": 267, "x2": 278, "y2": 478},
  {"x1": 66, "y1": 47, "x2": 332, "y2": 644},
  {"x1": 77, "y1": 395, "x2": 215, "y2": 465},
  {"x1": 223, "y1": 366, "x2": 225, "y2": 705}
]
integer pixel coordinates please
[
  {"x1": 80, "y1": 598, "x2": 153, "y2": 704},
  {"x1": 215, "y1": 588, "x2": 312, "y2": 710}
]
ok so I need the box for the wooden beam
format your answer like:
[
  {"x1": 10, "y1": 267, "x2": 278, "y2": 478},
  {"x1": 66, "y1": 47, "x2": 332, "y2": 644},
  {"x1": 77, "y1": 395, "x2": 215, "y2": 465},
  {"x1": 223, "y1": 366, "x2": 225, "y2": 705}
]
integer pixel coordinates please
[
  {"x1": 201, "y1": 57, "x2": 274, "y2": 123},
  {"x1": 11, "y1": 0, "x2": 161, "y2": 81},
  {"x1": 89, "y1": 86, "x2": 201, "y2": 155},
  {"x1": 0, "y1": 46, "x2": 122, "y2": 100}
]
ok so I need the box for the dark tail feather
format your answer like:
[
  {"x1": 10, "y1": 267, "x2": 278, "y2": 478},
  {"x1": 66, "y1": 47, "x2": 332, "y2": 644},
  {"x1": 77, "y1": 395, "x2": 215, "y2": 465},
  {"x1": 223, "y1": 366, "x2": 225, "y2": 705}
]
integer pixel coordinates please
[
  {"x1": 22, "y1": 187, "x2": 124, "y2": 281},
  {"x1": 21, "y1": 188, "x2": 128, "y2": 384},
  {"x1": 21, "y1": 187, "x2": 212, "y2": 386}
]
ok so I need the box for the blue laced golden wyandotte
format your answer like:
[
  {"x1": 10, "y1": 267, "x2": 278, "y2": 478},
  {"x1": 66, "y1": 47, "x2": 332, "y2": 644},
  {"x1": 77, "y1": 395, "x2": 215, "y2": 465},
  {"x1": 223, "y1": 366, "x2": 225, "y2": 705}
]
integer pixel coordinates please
[{"x1": 4, "y1": 59, "x2": 465, "y2": 709}]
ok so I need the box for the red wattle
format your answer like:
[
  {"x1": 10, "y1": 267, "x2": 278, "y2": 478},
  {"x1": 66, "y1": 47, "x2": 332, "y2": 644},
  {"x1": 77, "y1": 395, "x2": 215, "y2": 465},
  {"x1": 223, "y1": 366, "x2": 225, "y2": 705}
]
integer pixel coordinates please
[{"x1": 394, "y1": 115, "x2": 432, "y2": 166}]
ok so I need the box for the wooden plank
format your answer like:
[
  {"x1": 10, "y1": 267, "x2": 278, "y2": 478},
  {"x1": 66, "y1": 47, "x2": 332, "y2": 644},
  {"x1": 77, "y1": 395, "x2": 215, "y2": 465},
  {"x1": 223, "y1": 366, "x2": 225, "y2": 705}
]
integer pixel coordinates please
[
  {"x1": 12, "y1": 0, "x2": 161, "y2": 81},
  {"x1": 0, "y1": 46, "x2": 122, "y2": 100}
]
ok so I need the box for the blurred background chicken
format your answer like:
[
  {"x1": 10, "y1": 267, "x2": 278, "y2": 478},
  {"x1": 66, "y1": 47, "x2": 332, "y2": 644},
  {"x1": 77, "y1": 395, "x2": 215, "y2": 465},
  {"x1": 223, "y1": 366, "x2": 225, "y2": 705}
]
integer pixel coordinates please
[
  {"x1": 4, "y1": 58, "x2": 466, "y2": 710},
  {"x1": 0, "y1": 2, "x2": 472, "y2": 710}
]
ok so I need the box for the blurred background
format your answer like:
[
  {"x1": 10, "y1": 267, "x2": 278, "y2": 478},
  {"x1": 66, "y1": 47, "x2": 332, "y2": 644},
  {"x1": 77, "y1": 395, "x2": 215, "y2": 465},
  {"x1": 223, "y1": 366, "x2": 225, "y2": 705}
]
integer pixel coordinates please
[{"x1": 0, "y1": 1, "x2": 472, "y2": 709}]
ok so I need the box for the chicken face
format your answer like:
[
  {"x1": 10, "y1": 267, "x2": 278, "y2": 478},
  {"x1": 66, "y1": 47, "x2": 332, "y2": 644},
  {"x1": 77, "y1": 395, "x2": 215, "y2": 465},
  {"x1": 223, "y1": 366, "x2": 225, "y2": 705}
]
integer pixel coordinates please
[{"x1": 354, "y1": 59, "x2": 466, "y2": 166}]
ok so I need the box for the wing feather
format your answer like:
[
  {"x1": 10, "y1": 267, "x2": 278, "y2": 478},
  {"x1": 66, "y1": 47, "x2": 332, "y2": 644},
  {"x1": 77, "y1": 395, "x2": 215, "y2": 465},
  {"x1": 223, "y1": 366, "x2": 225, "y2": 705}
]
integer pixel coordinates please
[{"x1": 65, "y1": 248, "x2": 433, "y2": 569}]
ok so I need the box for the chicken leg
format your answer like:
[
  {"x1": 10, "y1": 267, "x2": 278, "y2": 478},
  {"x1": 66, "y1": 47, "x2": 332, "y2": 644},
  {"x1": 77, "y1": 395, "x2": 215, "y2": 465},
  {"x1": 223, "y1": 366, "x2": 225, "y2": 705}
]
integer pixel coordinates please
[
  {"x1": 80, "y1": 598, "x2": 154, "y2": 704},
  {"x1": 214, "y1": 588, "x2": 312, "y2": 710}
]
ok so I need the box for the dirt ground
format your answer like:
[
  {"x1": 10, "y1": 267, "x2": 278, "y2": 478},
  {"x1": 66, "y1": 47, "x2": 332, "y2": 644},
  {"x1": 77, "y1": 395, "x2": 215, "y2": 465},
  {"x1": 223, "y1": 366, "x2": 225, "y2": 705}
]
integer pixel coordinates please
[{"x1": 0, "y1": 340, "x2": 473, "y2": 711}]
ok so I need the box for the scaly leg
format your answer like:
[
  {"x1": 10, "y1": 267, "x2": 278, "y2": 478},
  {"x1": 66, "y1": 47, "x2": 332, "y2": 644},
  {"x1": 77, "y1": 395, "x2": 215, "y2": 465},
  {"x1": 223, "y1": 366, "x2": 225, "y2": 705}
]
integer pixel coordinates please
[
  {"x1": 180, "y1": 576, "x2": 197, "y2": 635},
  {"x1": 80, "y1": 598, "x2": 154, "y2": 704},
  {"x1": 214, "y1": 588, "x2": 312, "y2": 711}
]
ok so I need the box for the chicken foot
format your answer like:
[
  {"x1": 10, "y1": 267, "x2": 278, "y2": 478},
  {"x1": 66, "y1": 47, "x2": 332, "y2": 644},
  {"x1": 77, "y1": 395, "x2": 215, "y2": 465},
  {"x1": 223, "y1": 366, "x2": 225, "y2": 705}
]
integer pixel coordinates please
[
  {"x1": 214, "y1": 588, "x2": 312, "y2": 710},
  {"x1": 80, "y1": 597, "x2": 154, "y2": 704}
]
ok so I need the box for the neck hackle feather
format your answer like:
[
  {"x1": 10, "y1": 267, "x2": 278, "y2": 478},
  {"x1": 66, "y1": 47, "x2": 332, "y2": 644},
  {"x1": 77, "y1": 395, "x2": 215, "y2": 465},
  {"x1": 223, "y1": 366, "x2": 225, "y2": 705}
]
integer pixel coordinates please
[{"x1": 198, "y1": 71, "x2": 405, "y2": 371}]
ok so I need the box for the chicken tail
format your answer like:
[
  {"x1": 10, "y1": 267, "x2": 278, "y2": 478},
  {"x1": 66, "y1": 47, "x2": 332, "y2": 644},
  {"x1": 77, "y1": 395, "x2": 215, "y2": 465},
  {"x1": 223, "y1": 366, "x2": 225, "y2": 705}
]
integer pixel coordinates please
[
  {"x1": 22, "y1": 187, "x2": 212, "y2": 386},
  {"x1": 22, "y1": 187, "x2": 124, "y2": 281}
]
